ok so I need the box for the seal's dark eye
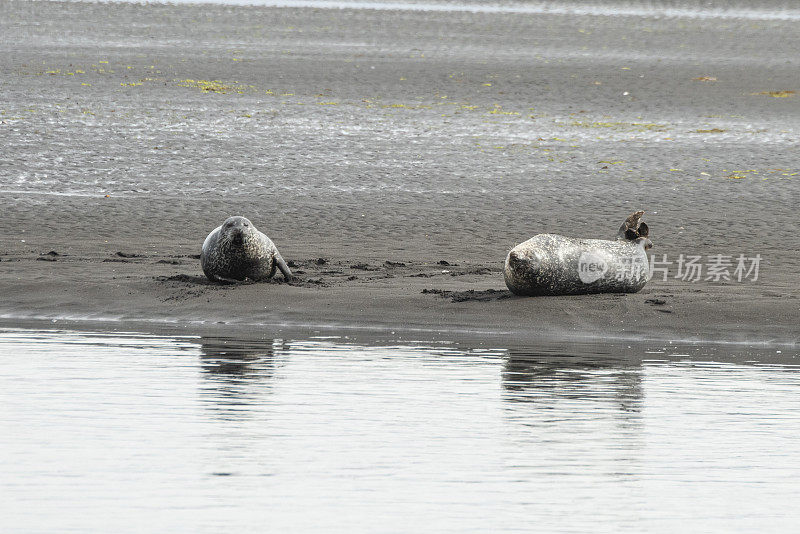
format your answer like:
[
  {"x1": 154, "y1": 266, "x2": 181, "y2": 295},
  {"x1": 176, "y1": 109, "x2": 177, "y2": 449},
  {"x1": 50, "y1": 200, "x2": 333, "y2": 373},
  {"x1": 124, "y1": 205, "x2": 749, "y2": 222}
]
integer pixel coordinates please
[{"x1": 243, "y1": 222, "x2": 249, "y2": 227}]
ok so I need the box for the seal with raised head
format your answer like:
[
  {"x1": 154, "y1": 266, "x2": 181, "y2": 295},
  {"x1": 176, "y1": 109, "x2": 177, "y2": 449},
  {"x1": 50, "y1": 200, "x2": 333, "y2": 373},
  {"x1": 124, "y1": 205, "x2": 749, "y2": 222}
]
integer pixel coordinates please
[
  {"x1": 504, "y1": 211, "x2": 652, "y2": 296},
  {"x1": 201, "y1": 216, "x2": 293, "y2": 283}
]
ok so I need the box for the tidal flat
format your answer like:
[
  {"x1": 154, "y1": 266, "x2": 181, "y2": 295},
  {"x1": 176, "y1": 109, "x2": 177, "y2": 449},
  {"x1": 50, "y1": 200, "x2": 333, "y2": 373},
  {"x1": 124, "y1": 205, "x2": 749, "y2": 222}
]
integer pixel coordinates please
[{"x1": 1, "y1": 0, "x2": 798, "y2": 340}]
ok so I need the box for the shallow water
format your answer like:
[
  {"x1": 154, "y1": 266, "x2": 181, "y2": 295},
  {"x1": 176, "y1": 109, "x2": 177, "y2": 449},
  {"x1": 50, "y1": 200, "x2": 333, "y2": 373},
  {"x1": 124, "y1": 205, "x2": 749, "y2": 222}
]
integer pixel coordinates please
[
  {"x1": 61, "y1": 0, "x2": 800, "y2": 21},
  {"x1": 2, "y1": 328, "x2": 799, "y2": 533}
]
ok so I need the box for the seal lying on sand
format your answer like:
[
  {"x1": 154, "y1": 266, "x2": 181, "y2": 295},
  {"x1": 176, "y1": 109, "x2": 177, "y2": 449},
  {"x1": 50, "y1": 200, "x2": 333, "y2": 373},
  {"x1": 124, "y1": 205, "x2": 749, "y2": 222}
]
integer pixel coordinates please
[
  {"x1": 504, "y1": 211, "x2": 652, "y2": 296},
  {"x1": 201, "y1": 216, "x2": 293, "y2": 283}
]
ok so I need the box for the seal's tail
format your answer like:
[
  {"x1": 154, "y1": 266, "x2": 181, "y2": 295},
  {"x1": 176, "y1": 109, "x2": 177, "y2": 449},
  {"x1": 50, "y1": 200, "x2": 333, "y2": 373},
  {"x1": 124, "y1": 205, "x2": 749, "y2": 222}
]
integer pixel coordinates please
[{"x1": 617, "y1": 210, "x2": 649, "y2": 241}]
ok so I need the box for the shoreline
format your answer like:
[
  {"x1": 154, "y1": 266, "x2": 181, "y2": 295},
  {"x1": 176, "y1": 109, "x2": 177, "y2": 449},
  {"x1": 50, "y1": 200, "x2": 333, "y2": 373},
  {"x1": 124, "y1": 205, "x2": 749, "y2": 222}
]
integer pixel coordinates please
[
  {"x1": 1, "y1": 246, "x2": 797, "y2": 348},
  {"x1": 3, "y1": 316, "x2": 798, "y2": 349}
]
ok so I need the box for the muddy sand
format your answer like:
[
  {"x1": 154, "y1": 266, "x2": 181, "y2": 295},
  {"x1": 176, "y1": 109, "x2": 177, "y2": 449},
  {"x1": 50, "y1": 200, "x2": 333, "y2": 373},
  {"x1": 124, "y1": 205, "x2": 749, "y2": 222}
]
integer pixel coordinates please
[{"x1": 0, "y1": 0, "x2": 798, "y2": 345}]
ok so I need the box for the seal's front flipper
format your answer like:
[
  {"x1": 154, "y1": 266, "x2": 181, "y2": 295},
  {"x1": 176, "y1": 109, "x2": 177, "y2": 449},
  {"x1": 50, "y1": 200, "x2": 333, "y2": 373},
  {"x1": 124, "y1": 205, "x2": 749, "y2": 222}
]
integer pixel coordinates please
[{"x1": 275, "y1": 251, "x2": 293, "y2": 280}]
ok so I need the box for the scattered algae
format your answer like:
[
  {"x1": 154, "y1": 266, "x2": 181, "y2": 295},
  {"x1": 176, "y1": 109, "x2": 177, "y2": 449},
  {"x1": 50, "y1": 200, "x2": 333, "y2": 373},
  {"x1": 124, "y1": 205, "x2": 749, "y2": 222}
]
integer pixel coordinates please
[
  {"x1": 566, "y1": 120, "x2": 668, "y2": 132},
  {"x1": 177, "y1": 79, "x2": 255, "y2": 94},
  {"x1": 488, "y1": 105, "x2": 519, "y2": 116},
  {"x1": 751, "y1": 90, "x2": 795, "y2": 98}
]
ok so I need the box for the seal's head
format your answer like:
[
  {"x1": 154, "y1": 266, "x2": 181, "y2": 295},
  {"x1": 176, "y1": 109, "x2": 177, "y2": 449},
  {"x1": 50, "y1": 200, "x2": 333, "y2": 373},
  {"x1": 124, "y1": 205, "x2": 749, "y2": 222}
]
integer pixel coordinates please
[
  {"x1": 506, "y1": 247, "x2": 541, "y2": 274},
  {"x1": 219, "y1": 216, "x2": 259, "y2": 251},
  {"x1": 504, "y1": 244, "x2": 544, "y2": 295}
]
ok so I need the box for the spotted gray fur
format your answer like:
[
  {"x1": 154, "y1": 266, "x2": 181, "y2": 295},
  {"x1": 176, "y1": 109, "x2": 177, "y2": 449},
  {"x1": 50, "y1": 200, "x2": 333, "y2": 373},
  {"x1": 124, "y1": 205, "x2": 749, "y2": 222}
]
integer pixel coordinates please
[
  {"x1": 201, "y1": 216, "x2": 292, "y2": 283},
  {"x1": 504, "y1": 211, "x2": 652, "y2": 296}
]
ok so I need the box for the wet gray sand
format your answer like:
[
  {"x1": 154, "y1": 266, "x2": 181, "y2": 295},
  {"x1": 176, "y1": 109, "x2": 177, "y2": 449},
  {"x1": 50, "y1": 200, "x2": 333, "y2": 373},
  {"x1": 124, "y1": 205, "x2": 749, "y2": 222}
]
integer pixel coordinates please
[{"x1": 0, "y1": 0, "x2": 798, "y2": 343}]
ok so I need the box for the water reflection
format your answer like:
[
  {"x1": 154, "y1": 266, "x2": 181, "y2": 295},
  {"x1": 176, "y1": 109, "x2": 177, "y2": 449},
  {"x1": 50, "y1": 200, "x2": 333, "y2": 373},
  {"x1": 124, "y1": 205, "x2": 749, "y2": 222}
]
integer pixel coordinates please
[
  {"x1": 198, "y1": 336, "x2": 286, "y2": 419},
  {"x1": 502, "y1": 348, "x2": 644, "y2": 417},
  {"x1": 199, "y1": 336, "x2": 285, "y2": 379}
]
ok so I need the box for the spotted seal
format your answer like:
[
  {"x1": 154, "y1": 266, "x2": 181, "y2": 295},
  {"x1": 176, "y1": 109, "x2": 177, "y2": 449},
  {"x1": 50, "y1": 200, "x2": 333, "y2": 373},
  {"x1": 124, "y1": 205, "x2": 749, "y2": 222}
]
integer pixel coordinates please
[
  {"x1": 504, "y1": 211, "x2": 652, "y2": 296},
  {"x1": 201, "y1": 216, "x2": 293, "y2": 283}
]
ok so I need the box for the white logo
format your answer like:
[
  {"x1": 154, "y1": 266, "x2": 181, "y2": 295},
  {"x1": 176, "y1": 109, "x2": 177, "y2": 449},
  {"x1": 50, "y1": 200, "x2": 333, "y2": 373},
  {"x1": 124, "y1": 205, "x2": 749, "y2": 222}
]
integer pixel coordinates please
[{"x1": 578, "y1": 251, "x2": 609, "y2": 283}]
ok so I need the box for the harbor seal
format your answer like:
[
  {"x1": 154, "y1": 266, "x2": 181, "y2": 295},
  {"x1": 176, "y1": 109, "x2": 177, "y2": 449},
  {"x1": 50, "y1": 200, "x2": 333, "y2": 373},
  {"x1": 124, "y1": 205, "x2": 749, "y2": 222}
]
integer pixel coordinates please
[
  {"x1": 201, "y1": 216, "x2": 293, "y2": 283},
  {"x1": 504, "y1": 211, "x2": 652, "y2": 296}
]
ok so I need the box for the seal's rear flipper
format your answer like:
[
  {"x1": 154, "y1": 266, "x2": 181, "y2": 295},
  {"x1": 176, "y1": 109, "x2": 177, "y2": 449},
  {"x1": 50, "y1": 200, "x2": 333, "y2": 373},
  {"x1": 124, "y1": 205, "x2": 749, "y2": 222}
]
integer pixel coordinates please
[
  {"x1": 212, "y1": 275, "x2": 241, "y2": 284},
  {"x1": 617, "y1": 210, "x2": 647, "y2": 241},
  {"x1": 275, "y1": 252, "x2": 294, "y2": 280}
]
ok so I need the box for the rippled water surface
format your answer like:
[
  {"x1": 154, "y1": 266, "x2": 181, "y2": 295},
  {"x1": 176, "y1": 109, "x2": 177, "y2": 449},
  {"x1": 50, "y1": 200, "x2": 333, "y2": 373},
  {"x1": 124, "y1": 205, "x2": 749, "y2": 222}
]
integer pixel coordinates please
[{"x1": 2, "y1": 328, "x2": 799, "y2": 533}]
